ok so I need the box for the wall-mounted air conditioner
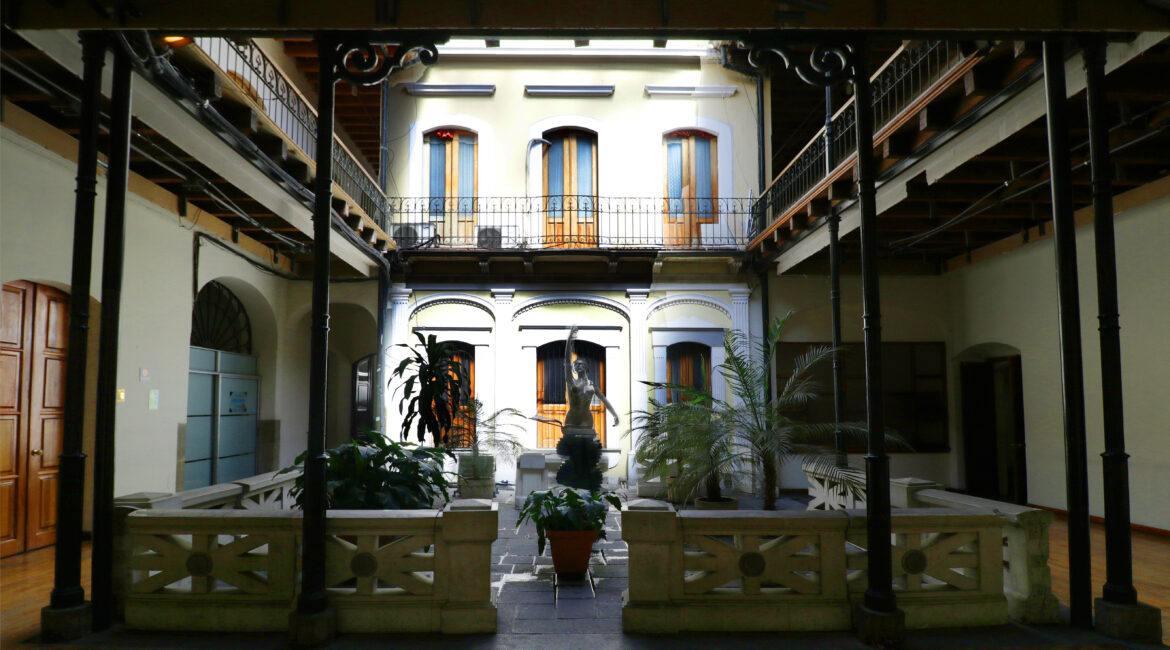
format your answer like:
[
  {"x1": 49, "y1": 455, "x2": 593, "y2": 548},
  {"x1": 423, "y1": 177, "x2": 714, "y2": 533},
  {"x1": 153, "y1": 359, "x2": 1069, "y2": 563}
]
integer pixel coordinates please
[
  {"x1": 475, "y1": 224, "x2": 522, "y2": 249},
  {"x1": 391, "y1": 222, "x2": 436, "y2": 249}
]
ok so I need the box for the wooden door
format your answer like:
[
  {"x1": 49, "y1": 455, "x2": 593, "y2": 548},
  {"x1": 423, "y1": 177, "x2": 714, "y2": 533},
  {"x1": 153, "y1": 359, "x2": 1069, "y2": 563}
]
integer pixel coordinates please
[
  {"x1": 663, "y1": 132, "x2": 717, "y2": 248},
  {"x1": 543, "y1": 131, "x2": 598, "y2": 248},
  {"x1": 0, "y1": 281, "x2": 68, "y2": 556},
  {"x1": 1, "y1": 282, "x2": 33, "y2": 557}
]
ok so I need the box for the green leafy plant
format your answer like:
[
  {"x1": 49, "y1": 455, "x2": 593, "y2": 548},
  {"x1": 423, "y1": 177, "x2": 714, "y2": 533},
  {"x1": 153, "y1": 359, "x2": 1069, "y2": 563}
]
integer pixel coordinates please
[
  {"x1": 281, "y1": 434, "x2": 454, "y2": 509},
  {"x1": 635, "y1": 314, "x2": 903, "y2": 510},
  {"x1": 516, "y1": 486, "x2": 622, "y2": 555},
  {"x1": 391, "y1": 332, "x2": 470, "y2": 446},
  {"x1": 450, "y1": 398, "x2": 524, "y2": 480}
]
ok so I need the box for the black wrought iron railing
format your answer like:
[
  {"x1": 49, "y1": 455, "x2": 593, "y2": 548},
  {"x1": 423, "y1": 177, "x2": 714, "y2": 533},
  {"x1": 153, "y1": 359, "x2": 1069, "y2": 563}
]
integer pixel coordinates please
[
  {"x1": 751, "y1": 41, "x2": 967, "y2": 239},
  {"x1": 193, "y1": 37, "x2": 390, "y2": 229},
  {"x1": 386, "y1": 196, "x2": 752, "y2": 250}
]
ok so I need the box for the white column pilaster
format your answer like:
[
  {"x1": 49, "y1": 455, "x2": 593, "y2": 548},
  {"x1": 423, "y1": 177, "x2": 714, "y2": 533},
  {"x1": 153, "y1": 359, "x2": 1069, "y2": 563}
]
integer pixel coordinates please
[
  {"x1": 386, "y1": 283, "x2": 413, "y2": 437},
  {"x1": 627, "y1": 289, "x2": 650, "y2": 482},
  {"x1": 490, "y1": 288, "x2": 515, "y2": 419},
  {"x1": 729, "y1": 287, "x2": 752, "y2": 337}
]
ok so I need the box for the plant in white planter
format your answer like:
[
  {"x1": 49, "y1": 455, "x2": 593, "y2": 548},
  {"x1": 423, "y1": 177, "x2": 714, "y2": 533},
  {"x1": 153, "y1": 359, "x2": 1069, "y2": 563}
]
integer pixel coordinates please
[{"x1": 450, "y1": 398, "x2": 523, "y2": 499}]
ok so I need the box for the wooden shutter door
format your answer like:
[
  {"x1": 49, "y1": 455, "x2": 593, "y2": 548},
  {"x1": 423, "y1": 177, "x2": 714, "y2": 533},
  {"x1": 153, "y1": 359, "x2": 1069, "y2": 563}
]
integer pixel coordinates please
[
  {"x1": 26, "y1": 284, "x2": 68, "y2": 550},
  {"x1": 1, "y1": 281, "x2": 33, "y2": 557}
]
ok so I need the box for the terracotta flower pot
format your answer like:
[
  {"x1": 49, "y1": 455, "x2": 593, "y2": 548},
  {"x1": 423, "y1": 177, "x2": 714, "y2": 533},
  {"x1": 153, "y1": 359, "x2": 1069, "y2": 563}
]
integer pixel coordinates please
[
  {"x1": 694, "y1": 496, "x2": 739, "y2": 510},
  {"x1": 545, "y1": 529, "x2": 598, "y2": 578}
]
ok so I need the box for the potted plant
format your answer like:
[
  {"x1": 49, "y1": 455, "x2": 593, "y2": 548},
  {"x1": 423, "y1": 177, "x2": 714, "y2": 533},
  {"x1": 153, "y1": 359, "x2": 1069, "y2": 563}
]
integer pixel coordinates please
[
  {"x1": 449, "y1": 398, "x2": 524, "y2": 499},
  {"x1": 516, "y1": 486, "x2": 621, "y2": 579},
  {"x1": 281, "y1": 434, "x2": 453, "y2": 509},
  {"x1": 391, "y1": 331, "x2": 469, "y2": 446}
]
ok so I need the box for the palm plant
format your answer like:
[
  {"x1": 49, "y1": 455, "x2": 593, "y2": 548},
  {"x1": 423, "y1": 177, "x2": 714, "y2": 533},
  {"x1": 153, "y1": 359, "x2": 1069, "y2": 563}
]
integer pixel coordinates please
[
  {"x1": 635, "y1": 314, "x2": 890, "y2": 510},
  {"x1": 449, "y1": 398, "x2": 525, "y2": 480},
  {"x1": 391, "y1": 332, "x2": 470, "y2": 447}
]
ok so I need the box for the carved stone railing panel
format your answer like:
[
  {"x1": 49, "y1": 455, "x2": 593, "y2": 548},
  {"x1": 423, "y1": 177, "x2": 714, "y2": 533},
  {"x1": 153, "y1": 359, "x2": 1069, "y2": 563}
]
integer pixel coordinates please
[
  {"x1": 120, "y1": 502, "x2": 497, "y2": 634},
  {"x1": 623, "y1": 502, "x2": 1007, "y2": 633}
]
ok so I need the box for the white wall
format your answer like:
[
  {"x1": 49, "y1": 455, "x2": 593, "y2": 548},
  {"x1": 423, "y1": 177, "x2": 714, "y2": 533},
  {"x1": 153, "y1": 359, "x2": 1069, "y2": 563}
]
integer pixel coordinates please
[
  {"x1": 947, "y1": 194, "x2": 1170, "y2": 530},
  {"x1": 0, "y1": 125, "x2": 319, "y2": 499}
]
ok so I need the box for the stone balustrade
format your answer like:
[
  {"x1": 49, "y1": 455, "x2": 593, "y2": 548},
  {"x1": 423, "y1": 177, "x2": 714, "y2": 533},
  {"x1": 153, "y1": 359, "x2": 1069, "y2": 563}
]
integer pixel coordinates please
[
  {"x1": 622, "y1": 499, "x2": 1007, "y2": 633},
  {"x1": 120, "y1": 500, "x2": 498, "y2": 634},
  {"x1": 802, "y1": 467, "x2": 1061, "y2": 624},
  {"x1": 115, "y1": 469, "x2": 302, "y2": 511}
]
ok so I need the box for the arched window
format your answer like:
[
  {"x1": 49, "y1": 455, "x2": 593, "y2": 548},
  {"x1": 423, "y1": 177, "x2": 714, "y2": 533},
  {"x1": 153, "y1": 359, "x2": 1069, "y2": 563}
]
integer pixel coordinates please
[
  {"x1": 666, "y1": 342, "x2": 712, "y2": 403},
  {"x1": 663, "y1": 129, "x2": 717, "y2": 247},
  {"x1": 543, "y1": 128, "x2": 598, "y2": 248},
  {"x1": 536, "y1": 338, "x2": 606, "y2": 446},
  {"x1": 190, "y1": 280, "x2": 251, "y2": 354}
]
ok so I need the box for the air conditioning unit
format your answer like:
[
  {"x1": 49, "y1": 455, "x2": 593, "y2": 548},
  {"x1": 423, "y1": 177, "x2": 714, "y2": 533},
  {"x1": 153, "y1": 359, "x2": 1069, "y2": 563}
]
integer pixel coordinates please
[
  {"x1": 476, "y1": 225, "x2": 521, "y2": 249},
  {"x1": 391, "y1": 222, "x2": 436, "y2": 249}
]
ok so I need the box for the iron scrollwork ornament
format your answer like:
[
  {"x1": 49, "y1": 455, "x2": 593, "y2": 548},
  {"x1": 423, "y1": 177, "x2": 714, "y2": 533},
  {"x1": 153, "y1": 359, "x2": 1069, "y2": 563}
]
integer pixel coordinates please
[
  {"x1": 329, "y1": 34, "x2": 439, "y2": 87},
  {"x1": 745, "y1": 42, "x2": 857, "y2": 87}
]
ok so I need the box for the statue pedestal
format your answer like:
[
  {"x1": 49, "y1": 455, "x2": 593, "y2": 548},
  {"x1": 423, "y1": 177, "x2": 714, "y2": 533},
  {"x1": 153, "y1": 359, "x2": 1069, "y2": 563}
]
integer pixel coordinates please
[{"x1": 556, "y1": 427, "x2": 603, "y2": 491}]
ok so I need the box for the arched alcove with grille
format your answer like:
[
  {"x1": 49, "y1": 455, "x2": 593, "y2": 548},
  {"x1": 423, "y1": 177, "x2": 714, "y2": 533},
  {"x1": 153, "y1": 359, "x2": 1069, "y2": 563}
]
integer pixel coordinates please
[{"x1": 190, "y1": 280, "x2": 252, "y2": 354}]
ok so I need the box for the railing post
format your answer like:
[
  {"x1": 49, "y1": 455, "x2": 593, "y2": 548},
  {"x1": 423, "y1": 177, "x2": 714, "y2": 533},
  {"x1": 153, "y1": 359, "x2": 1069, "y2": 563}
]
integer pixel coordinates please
[
  {"x1": 1042, "y1": 39, "x2": 1093, "y2": 630},
  {"x1": 438, "y1": 500, "x2": 499, "y2": 633},
  {"x1": 621, "y1": 499, "x2": 680, "y2": 633},
  {"x1": 41, "y1": 30, "x2": 105, "y2": 643},
  {"x1": 91, "y1": 38, "x2": 134, "y2": 632},
  {"x1": 1082, "y1": 37, "x2": 1163, "y2": 643}
]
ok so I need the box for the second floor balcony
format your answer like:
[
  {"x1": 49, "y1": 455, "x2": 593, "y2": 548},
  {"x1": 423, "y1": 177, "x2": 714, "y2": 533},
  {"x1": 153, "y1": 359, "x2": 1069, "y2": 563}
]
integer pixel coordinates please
[{"x1": 386, "y1": 196, "x2": 753, "y2": 251}]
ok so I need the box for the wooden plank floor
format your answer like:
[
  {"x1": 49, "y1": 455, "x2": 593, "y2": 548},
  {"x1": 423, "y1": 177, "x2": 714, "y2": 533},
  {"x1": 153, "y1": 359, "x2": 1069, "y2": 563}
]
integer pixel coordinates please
[
  {"x1": 1047, "y1": 515, "x2": 1170, "y2": 646},
  {"x1": 1, "y1": 543, "x2": 91, "y2": 647},
  {"x1": 0, "y1": 523, "x2": 1165, "y2": 645}
]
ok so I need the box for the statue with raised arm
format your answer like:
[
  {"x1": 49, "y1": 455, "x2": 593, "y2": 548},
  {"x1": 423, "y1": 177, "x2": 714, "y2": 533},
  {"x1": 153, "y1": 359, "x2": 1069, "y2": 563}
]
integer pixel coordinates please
[
  {"x1": 555, "y1": 325, "x2": 610, "y2": 491},
  {"x1": 563, "y1": 325, "x2": 620, "y2": 430}
]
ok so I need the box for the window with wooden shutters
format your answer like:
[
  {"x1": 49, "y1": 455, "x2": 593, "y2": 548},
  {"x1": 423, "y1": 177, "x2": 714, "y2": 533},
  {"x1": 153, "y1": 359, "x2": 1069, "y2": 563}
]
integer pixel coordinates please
[
  {"x1": 448, "y1": 342, "x2": 476, "y2": 448},
  {"x1": 543, "y1": 128, "x2": 598, "y2": 248},
  {"x1": 665, "y1": 342, "x2": 712, "y2": 403},
  {"x1": 535, "y1": 339, "x2": 606, "y2": 446},
  {"x1": 425, "y1": 129, "x2": 477, "y2": 246},
  {"x1": 663, "y1": 130, "x2": 717, "y2": 247}
]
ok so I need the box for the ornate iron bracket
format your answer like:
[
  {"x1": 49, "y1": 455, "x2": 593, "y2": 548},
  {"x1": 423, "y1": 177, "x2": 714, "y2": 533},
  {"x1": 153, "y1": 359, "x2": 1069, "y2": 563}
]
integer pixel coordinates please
[
  {"x1": 326, "y1": 33, "x2": 439, "y2": 87},
  {"x1": 744, "y1": 41, "x2": 858, "y2": 87}
]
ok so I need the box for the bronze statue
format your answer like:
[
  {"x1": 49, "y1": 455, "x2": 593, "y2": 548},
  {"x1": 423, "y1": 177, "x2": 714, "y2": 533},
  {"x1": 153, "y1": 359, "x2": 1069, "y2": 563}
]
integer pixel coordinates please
[{"x1": 564, "y1": 325, "x2": 620, "y2": 430}]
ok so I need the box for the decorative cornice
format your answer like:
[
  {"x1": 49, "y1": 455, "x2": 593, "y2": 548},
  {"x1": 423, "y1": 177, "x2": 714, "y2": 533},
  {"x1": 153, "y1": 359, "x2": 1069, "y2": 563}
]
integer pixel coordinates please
[
  {"x1": 647, "y1": 295, "x2": 732, "y2": 320},
  {"x1": 511, "y1": 295, "x2": 630, "y2": 321},
  {"x1": 524, "y1": 84, "x2": 615, "y2": 98},
  {"x1": 408, "y1": 293, "x2": 496, "y2": 321},
  {"x1": 401, "y1": 83, "x2": 496, "y2": 96},
  {"x1": 644, "y1": 85, "x2": 738, "y2": 98}
]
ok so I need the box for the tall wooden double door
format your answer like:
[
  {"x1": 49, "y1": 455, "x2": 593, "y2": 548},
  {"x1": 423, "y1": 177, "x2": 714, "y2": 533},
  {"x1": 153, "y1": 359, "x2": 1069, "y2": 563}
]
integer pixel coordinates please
[{"x1": 1, "y1": 281, "x2": 69, "y2": 557}]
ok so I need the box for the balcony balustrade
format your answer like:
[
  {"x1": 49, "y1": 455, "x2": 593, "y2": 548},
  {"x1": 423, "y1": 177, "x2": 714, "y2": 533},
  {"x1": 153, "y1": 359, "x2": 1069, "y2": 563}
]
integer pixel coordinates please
[
  {"x1": 387, "y1": 196, "x2": 753, "y2": 251},
  {"x1": 751, "y1": 41, "x2": 973, "y2": 241},
  {"x1": 192, "y1": 37, "x2": 390, "y2": 229}
]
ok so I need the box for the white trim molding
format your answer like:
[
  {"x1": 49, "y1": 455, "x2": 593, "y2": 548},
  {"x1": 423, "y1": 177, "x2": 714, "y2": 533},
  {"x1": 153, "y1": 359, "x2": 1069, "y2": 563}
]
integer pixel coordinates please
[
  {"x1": 646, "y1": 294, "x2": 732, "y2": 321},
  {"x1": 408, "y1": 292, "x2": 498, "y2": 322},
  {"x1": 401, "y1": 83, "x2": 496, "y2": 96},
  {"x1": 511, "y1": 293, "x2": 631, "y2": 322},
  {"x1": 645, "y1": 85, "x2": 737, "y2": 98},
  {"x1": 525, "y1": 84, "x2": 615, "y2": 97}
]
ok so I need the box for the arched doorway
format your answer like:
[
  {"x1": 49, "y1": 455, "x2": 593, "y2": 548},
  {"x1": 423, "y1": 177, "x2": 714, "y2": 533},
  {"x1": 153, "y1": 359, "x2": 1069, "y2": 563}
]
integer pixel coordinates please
[
  {"x1": 185, "y1": 281, "x2": 260, "y2": 489},
  {"x1": 958, "y1": 344, "x2": 1027, "y2": 504},
  {"x1": 536, "y1": 339, "x2": 605, "y2": 447}
]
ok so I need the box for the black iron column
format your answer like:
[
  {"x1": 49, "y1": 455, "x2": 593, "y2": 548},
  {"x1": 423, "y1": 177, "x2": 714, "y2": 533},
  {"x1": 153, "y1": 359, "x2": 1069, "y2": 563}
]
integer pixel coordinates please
[
  {"x1": 829, "y1": 210, "x2": 846, "y2": 467},
  {"x1": 294, "y1": 32, "x2": 339, "y2": 632},
  {"x1": 850, "y1": 39, "x2": 898, "y2": 626},
  {"x1": 291, "y1": 35, "x2": 437, "y2": 647},
  {"x1": 92, "y1": 38, "x2": 133, "y2": 632},
  {"x1": 825, "y1": 87, "x2": 847, "y2": 467},
  {"x1": 1043, "y1": 40, "x2": 1093, "y2": 628},
  {"x1": 41, "y1": 31, "x2": 105, "y2": 641}
]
